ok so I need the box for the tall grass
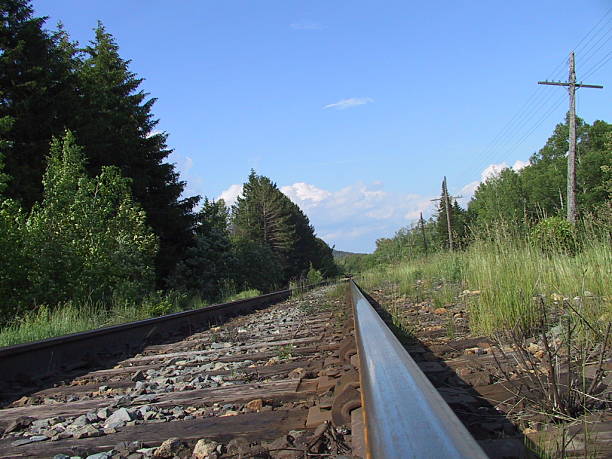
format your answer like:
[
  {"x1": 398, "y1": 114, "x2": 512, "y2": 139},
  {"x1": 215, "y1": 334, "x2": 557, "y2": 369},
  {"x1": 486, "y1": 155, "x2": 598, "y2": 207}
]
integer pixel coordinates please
[
  {"x1": 465, "y1": 236, "x2": 610, "y2": 335},
  {"x1": 0, "y1": 288, "x2": 261, "y2": 347},
  {"x1": 356, "y1": 226, "x2": 611, "y2": 339}
]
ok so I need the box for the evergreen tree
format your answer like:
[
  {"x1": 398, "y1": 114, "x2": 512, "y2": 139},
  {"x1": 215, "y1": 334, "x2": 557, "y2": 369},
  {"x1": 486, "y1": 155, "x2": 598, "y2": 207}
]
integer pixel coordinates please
[
  {"x1": 168, "y1": 199, "x2": 236, "y2": 300},
  {"x1": 232, "y1": 170, "x2": 294, "y2": 259},
  {"x1": 232, "y1": 170, "x2": 338, "y2": 282},
  {"x1": 75, "y1": 22, "x2": 198, "y2": 284},
  {"x1": 0, "y1": 0, "x2": 79, "y2": 207}
]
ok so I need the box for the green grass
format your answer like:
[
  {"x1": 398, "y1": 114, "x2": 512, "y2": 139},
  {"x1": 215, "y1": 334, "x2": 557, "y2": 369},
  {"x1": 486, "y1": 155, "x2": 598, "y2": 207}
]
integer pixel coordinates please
[
  {"x1": 0, "y1": 288, "x2": 263, "y2": 347},
  {"x1": 355, "y1": 230, "x2": 611, "y2": 340},
  {"x1": 224, "y1": 289, "x2": 262, "y2": 302}
]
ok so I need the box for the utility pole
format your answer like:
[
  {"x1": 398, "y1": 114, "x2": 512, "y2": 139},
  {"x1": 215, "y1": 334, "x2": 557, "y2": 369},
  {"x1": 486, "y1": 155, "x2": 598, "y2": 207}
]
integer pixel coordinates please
[
  {"x1": 431, "y1": 177, "x2": 462, "y2": 251},
  {"x1": 419, "y1": 212, "x2": 428, "y2": 256},
  {"x1": 538, "y1": 51, "x2": 603, "y2": 223}
]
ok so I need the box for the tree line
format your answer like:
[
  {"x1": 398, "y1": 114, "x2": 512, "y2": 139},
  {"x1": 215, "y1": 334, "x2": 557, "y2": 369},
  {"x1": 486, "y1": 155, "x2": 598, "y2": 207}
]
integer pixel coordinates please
[
  {"x1": 342, "y1": 117, "x2": 611, "y2": 272},
  {"x1": 0, "y1": 1, "x2": 337, "y2": 324}
]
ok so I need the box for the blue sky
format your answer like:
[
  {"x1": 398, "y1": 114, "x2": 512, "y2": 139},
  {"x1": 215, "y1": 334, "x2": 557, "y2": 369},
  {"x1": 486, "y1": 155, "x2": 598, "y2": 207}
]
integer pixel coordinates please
[{"x1": 35, "y1": 1, "x2": 611, "y2": 252}]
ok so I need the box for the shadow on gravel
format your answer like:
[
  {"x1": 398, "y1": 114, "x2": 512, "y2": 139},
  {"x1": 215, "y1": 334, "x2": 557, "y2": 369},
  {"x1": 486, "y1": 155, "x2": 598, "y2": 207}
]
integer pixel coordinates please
[{"x1": 359, "y1": 290, "x2": 540, "y2": 459}]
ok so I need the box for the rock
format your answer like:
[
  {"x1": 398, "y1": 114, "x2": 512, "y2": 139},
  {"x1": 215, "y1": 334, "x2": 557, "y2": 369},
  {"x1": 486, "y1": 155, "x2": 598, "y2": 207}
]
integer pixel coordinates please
[
  {"x1": 131, "y1": 370, "x2": 146, "y2": 382},
  {"x1": 111, "y1": 394, "x2": 132, "y2": 407},
  {"x1": 97, "y1": 407, "x2": 111, "y2": 420},
  {"x1": 154, "y1": 438, "x2": 184, "y2": 458},
  {"x1": 527, "y1": 342, "x2": 541, "y2": 355},
  {"x1": 138, "y1": 447, "x2": 158, "y2": 457},
  {"x1": 73, "y1": 424, "x2": 102, "y2": 439},
  {"x1": 226, "y1": 437, "x2": 250, "y2": 456},
  {"x1": 11, "y1": 438, "x2": 34, "y2": 447},
  {"x1": 134, "y1": 381, "x2": 146, "y2": 391},
  {"x1": 192, "y1": 439, "x2": 219, "y2": 459},
  {"x1": 86, "y1": 411, "x2": 99, "y2": 422},
  {"x1": 31, "y1": 419, "x2": 51, "y2": 429},
  {"x1": 114, "y1": 441, "x2": 144, "y2": 456},
  {"x1": 86, "y1": 451, "x2": 113, "y2": 459},
  {"x1": 5, "y1": 416, "x2": 35, "y2": 433},
  {"x1": 11, "y1": 396, "x2": 31, "y2": 407},
  {"x1": 464, "y1": 347, "x2": 486, "y2": 355},
  {"x1": 105, "y1": 407, "x2": 133, "y2": 427},
  {"x1": 29, "y1": 435, "x2": 48, "y2": 442},
  {"x1": 53, "y1": 455, "x2": 70, "y2": 459},
  {"x1": 245, "y1": 398, "x2": 264, "y2": 412},
  {"x1": 70, "y1": 415, "x2": 89, "y2": 428},
  {"x1": 99, "y1": 385, "x2": 109, "y2": 392},
  {"x1": 288, "y1": 367, "x2": 306, "y2": 379}
]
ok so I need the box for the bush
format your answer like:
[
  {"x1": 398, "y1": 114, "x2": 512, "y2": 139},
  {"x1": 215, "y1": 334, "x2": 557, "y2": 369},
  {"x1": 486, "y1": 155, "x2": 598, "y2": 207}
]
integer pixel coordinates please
[
  {"x1": 530, "y1": 216, "x2": 578, "y2": 255},
  {"x1": 306, "y1": 264, "x2": 324, "y2": 285}
]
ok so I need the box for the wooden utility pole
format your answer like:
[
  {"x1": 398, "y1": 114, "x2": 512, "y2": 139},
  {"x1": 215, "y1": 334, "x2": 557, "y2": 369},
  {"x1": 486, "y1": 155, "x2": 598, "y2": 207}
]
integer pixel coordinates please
[
  {"x1": 419, "y1": 212, "x2": 428, "y2": 256},
  {"x1": 431, "y1": 177, "x2": 462, "y2": 251},
  {"x1": 538, "y1": 52, "x2": 603, "y2": 223}
]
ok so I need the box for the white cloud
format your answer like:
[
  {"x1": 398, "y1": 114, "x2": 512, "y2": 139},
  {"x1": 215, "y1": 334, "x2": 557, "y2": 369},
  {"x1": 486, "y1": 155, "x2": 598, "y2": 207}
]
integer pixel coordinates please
[
  {"x1": 290, "y1": 21, "x2": 322, "y2": 30},
  {"x1": 279, "y1": 181, "x2": 435, "y2": 251},
  {"x1": 458, "y1": 158, "x2": 530, "y2": 206},
  {"x1": 217, "y1": 184, "x2": 243, "y2": 206},
  {"x1": 323, "y1": 97, "x2": 374, "y2": 110},
  {"x1": 280, "y1": 182, "x2": 331, "y2": 207},
  {"x1": 513, "y1": 159, "x2": 529, "y2": 171}
]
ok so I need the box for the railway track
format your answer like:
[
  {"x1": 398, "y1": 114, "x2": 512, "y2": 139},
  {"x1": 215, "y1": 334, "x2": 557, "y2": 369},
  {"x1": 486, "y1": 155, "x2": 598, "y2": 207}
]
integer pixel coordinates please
[{"x1": 0, "y1": 281, "x2": 488, "y2": 459}]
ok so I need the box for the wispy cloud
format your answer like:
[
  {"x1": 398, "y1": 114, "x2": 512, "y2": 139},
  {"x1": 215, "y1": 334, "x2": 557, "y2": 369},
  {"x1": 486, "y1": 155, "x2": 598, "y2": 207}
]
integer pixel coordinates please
[
  {"x1": 281, "y1": 181, "x2": 434, "y2": 252},
  {"x1": 323, "y1": 97, "x2": 373, "y2": 110},
  {"x1": 290, "y1": 21, "x2": 322, "y2": 30}
]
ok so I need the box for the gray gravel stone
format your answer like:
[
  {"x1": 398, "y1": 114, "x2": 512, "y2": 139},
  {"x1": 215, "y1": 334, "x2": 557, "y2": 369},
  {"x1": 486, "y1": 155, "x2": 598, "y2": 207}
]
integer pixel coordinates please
[
  {"x1": 70, "y1": 415, "x2": 89, "y2": 428},
  {"x1": 96, "y1": 407, "x2": 111, "y2": 420},
  {"x1": 85, "y1": 451, "x2": 112, "y2": 459}
]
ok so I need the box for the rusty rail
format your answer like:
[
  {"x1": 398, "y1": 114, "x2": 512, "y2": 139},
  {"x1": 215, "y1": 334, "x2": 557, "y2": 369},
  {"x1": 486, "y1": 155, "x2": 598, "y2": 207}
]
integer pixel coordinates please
[
  {"x1": 350, "y1": 280, "x2": 488, "y2": 459},
  {"x1": 0, "y1": 282, "x2": 335, "y2": 395}
]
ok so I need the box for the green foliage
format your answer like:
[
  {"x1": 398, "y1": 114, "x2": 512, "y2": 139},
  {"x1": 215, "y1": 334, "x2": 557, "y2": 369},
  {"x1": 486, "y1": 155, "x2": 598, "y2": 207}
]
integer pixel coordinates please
[
  {"x1": 530, "y1": 216, "x2": 577, "y2": 255},
  {"x1": 306, "y1": 263, "x2": 324, "y2": 285},
  {"x1": 0, "y1": 131, "x2": 157, "y2": 323},
  {"x1": 0, "y1": 6, "x2": 198, "y2": 284},
  {"x1": 231, "y1": 170, "x2": 338, "y2": 283},
  {"x1": 225, "y1": 289, "x2": 262, "y2": 302},
  {"x1": 168, "y1": 199, "x2": 236, "y2": 301},
  {"x1": 141, "y1": 290, "x2": 187, "y2": 317},
  {"x1": 230, "y1": 238, "x2": 284, "y2": 293}
]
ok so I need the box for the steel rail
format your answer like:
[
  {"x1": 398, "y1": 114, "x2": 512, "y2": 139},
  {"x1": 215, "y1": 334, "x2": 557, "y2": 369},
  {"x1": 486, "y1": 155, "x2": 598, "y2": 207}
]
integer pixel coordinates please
[
  {"x1": 0, "y1": 281, "x2": 337, "y2": 395},
  {"x1": 350, "y1": 280, "x2": 488, "y2": 459}
]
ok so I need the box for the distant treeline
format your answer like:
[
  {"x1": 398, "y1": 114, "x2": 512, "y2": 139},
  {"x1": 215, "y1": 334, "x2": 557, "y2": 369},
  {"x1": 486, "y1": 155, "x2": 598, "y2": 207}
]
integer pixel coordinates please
[
  {"x1": 341, "y1": 117, "x2": 611, "y2": 273},
  {"x1": 0, "y1": 1, "x2": 337, "y2": 323}
]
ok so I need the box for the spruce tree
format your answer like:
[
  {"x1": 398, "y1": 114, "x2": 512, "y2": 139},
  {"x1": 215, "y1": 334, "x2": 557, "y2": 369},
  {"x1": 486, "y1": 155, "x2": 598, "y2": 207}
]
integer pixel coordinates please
[
  {"x1": 0, "y1": 0, "x2": 79, "y2": 207},
  {"x1": 76, "y1": 22, "x2": 198, "y2": 284}
]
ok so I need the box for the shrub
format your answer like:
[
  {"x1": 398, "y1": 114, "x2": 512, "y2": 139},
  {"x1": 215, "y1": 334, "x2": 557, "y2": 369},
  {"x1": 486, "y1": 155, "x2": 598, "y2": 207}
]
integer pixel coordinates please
[
  {"x1": 530, "y1": 216, "x2": 577, "y2": 255},
  {"x1": 306, "y1": 264, "x2": 324, "y2": 285}
]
